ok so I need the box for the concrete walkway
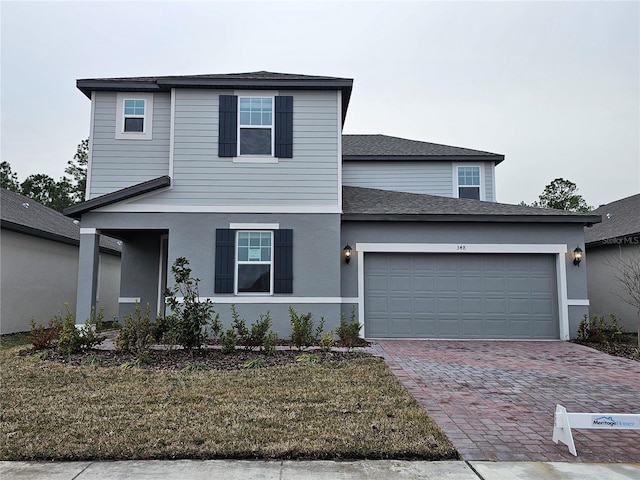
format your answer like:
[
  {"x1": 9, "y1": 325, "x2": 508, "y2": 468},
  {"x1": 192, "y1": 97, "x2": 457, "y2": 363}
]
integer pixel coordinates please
[
  {"x1": 2, "y1": 460, "x2": 639, "y2": 480},
  {"x1": 371, "y1": 340, "x2": 640, "y2": 462}
]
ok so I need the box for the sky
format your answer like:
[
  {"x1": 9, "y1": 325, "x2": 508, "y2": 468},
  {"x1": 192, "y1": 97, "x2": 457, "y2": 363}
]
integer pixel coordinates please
[{"x1": 1, "y1": 0, "x2": 638, "y2": 207}]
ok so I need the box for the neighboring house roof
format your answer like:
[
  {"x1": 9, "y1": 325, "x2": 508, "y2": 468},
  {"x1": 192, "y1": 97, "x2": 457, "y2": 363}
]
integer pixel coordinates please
[
  {"x1": 1, "y1": 189, "x2": 121, "y2": 254},
  {"x1": 342, "y1": 134, "x2": 504, "y2": 164},
  {"x1": 64, "y1": 176, "x2": 171, "y2": 219},
  {"x1": 584, "y1": 193, "x2": 640, "y2": 246},
  {"x1": 76, "y1": 71, "x2": 354, "y2": 124},
  {"x1": 343, "y1": 186, "x2": 601, "y2": 224}
]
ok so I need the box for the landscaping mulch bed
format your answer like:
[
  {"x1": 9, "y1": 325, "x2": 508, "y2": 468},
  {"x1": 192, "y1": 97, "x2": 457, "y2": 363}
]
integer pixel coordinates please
[
  {"x1": 18, "y1": 346, "x2": 365, "y2": 370},
  {"x1": 573, "y1": 340, "x2": 640, "y2": 362}
]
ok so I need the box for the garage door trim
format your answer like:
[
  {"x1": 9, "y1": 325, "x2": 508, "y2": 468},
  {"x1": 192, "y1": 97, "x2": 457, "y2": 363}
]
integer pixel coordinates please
[{"x1": 355, "y1": 243, "x2": 571, "y2": 340}]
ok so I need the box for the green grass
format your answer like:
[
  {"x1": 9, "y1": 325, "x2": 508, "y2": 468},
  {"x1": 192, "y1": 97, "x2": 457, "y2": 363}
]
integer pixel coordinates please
[{"x1": 0, "y1": 335, "x2": 457, "y2": 461}]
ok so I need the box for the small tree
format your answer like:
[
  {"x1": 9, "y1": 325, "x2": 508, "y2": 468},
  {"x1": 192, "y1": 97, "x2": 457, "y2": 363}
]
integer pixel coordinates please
[
  {"x1": 531, "y1": 178, "x2": 592, "y2": 212},
  {"x1": 64, "y1": 138, "x2": 89, "y2": 204},
  {"x1": 609, "y1": 249, "x2": 640, "y2": 347},
  {"x1": 164, "y1": 257, "x2": 214, "y2": 350},
  {"x1": 0, "y1": 161, "x2": 20, "y2": 192}
]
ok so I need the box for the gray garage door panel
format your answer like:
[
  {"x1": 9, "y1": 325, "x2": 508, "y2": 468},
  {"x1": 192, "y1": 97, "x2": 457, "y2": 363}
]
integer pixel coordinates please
[{"x1": 365, "y1": 253, "x2": 558, "y2": 339}]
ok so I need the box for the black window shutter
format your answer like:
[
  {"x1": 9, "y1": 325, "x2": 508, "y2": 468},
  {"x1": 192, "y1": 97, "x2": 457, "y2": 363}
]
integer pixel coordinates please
[
  {"x1": 214, "y1": 229, "x2": 235, "y2": 293},
  {"x1": 274, "y1": 96, "x2": 293, "y2": 158},
  {"x1": 274, "y1": 229, "x2": 293, "y2": 293},
  {"x1": 218, "y1": 95, "x2": 237, "y2": 157}
]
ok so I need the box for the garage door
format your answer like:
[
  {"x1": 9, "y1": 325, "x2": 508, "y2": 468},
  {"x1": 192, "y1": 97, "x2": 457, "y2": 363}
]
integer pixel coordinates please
[{"x1": 365, "y1": 253, "x2": 558, "y2": 339}]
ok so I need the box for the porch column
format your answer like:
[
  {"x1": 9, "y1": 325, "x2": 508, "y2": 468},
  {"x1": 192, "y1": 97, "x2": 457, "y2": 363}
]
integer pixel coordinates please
[{"x1": 76, "y1": 228, "x2": 100, "y2": 323}]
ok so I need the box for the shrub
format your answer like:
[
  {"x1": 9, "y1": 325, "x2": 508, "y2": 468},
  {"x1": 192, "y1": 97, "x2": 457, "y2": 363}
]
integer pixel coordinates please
[
  {"x1": 29, "y1": 318, "x2": 56, "y2": 349},
  {"x1": 577, "y1": 313, "x2": 625, "y2": 344},
  {"x1": 336, "y1": 305, "x2": 362, "y2": 350},
  {"x1": 230, "y1": 304, "x2": 250, "y2": 346},
  {"x1": 115, "y1": 302, "x2": 154, "y2": 360},
  {"x1": 220, "y1": 328, "x2": 238, "y2": 354},
  {"x1": 248, "y1": 312, "x2": 272, "y2": 351},
  {"x1": 56, "y1": 304, "x2": 102, "y2": 355},
  {"x1": 210, "y1": 312, "x2": 223, "y2": 344},
  {"x1": 289, "y1": 307, "x2": 316, "y2": 350},
  {"x1": 262, "y1": 331, "x2": 278, "y2": 355},
  {"x1": 319, "y1": 330, "x2": 336, "y2": 352},
  {"x1": 164, "y1": 257, "x2": 214, "y2": 350}
]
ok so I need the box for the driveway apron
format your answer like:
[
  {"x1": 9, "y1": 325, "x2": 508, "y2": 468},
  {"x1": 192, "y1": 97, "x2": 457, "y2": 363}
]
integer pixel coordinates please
[{"x1": 371, "y1": 340, "x2": 640, "y2": 462}]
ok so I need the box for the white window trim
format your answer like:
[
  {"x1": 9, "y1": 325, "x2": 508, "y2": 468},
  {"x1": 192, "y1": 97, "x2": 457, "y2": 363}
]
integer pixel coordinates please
[
  {"x1": 116, "y1": 92, "x2": 153, "y2": 140},
  {"x1": 234, "y1": 230, "x2": 274, "y2": 296},
  {"x1": 453, "y1": 164, "x2": 484, "y2": 200},
  {"x1": 236, "y1": 92, "x2": 276, "y2": 158}
]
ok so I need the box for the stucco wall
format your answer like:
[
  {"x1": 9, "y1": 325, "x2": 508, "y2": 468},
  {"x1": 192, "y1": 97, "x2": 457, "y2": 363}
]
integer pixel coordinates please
[
  {"x1": 0, "y1": 230, "x2": 121, "y2": 334},
  {"x1": 79, "y1": 212, "x2": 342, "y2": 335},
  {"x1": 587, "y1": 244, "x2": 640, "y2": 332}
]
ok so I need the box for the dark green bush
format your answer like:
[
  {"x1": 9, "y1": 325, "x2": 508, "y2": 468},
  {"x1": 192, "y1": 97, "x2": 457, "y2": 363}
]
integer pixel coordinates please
[
  {"x1": 220, "y1": 328, "x2": 238, "y2": 354},
  {"x1": 164, "y1": 257, "x2": 214, "y2": 350},
  {"x1": 289, "y1": 307, "x2": 315, "y2": 350},
  {"x1": 248, "y1": 312, "x2": 272, "y2": 350}
]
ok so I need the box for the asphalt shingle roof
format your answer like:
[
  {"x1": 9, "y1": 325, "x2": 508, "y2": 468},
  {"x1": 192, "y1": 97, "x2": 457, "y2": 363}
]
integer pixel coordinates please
[
  {"x1": 584, "y1": 193, "x2": 640, "y2": 245},
  {"x1": 76, "y1": 71, "x2": 354, "y2": 124},
  {"x1": 342, "y1": 134, "x2": 504, "y2": 163},
  {"x1": 343, "y1": 186, "x2": 601, "y2": 224},
  {"x1": 1, "y1": 188, "x2": 120, "y2": 253}
]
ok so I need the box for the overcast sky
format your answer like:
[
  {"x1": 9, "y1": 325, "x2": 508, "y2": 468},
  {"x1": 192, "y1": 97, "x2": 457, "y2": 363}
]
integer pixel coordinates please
[{"x1": 1, "y1": 0, "x2": 638, "y2": 207}]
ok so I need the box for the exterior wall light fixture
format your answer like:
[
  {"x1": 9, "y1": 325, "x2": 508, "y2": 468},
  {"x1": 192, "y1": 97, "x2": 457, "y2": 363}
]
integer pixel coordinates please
[
  {"x1": 573, "y1": 246, "x2": 583, "y2": 266},
  {"x1": 343, "y1": 244, "x2": 352, "y2": 264}
]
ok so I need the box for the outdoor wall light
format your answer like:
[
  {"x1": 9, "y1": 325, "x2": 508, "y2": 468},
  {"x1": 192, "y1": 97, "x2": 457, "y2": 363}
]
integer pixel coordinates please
[
  {"x1": 573, "y1": 246, "x2": 583, "y2": 266},
  {"x1": 343, "y1": 244, "x2": 352, "y2": 264}
]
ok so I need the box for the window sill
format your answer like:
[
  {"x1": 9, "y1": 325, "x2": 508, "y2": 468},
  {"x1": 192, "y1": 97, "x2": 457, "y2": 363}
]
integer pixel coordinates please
[
  {"x1": 115, "y1": 132, "x2": 153, "y2": 141},
  {"x1": 233, "y1": 156, "x2": 278, "y2": 164}
]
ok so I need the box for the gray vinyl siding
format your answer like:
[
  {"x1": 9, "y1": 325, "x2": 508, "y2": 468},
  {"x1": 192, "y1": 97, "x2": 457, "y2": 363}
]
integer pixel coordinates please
[
  {"x1": 135, "y1": 89, "x2": 340, "y2": 207},
  {"x1": 89, "y1": 92, "x2": 171, "y2": 198},
  {"x1": 342, "y1": 161, "x2": 496, "y2": 201}
]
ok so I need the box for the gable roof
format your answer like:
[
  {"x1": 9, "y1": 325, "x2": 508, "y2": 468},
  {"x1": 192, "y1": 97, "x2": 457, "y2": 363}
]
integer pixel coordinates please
[
  {"x1": 342, "y1": 134, "x2": 504, "y2": 163},
  {"x1": 77, "y1": 71, "x2": 353, "y2": 124},
  {"x1": 584, "y1": 193, "x2": 640, "y2": 246},
  {"x1": 1, "y1": 188, "x2": 120, "y2": 254},
  {"x1": 343, "y1": 186, "x2": 601, "y2": 224}
]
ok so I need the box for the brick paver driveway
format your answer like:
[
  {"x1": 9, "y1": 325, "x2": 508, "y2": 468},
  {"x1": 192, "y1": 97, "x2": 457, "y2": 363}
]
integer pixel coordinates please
[{"x1": 371, "y1": 341, "x2": 640, "y2": 462}]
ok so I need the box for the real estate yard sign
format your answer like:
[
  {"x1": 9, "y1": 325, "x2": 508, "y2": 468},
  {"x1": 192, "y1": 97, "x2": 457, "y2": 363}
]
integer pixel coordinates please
[{"x1": 553, "y1": 404, "x2": 640, "y2": 455}]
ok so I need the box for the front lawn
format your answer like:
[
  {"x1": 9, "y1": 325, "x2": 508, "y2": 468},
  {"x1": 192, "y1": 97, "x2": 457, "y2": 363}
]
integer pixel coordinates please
[{"x1": 0, "y1": 334, "x2": 457, "y2": 461}]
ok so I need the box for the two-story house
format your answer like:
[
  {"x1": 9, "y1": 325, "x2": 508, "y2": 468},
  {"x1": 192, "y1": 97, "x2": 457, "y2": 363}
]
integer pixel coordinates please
[{"x1": 65, "y1": 71, "x2": 600, "y2": 340}]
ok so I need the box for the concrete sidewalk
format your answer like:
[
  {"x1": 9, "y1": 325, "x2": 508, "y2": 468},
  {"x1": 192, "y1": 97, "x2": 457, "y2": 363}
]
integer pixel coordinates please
[{"x1": 2, "y1": 460, "x2": 640, "y2": 479}]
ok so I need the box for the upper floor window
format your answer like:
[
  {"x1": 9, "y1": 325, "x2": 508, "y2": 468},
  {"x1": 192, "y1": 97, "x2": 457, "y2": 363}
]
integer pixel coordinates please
[
  {"x1": 123, "y1": 99, "x2": 145, "y2": 132},
  {"x1": 115, "y1": 92, "x2": 153, "y2": 140},
  {"x1": 457, "y1": 166, "x2": 481, "y2": 200},
  {"x1": 239, "y1": 97, "x2": 273, "y2": 156},
  {"x1": 218, "y1": 94, "x2": 293, "y2": 159}
]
